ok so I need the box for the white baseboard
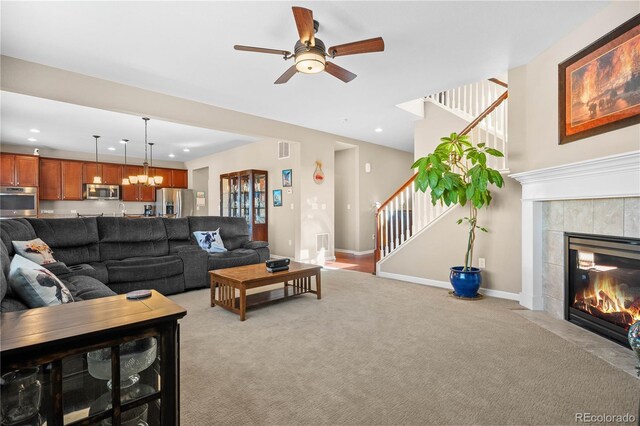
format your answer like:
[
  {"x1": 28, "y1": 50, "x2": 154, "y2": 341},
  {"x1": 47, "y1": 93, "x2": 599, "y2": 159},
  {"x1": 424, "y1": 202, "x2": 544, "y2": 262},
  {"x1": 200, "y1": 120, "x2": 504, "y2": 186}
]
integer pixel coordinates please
[
  {"x1": 376, "y1": 270, "x2": 521, "y2": 302},
  {"x1": 335, "y1": 249, "x2": 374, "y2": 256}
]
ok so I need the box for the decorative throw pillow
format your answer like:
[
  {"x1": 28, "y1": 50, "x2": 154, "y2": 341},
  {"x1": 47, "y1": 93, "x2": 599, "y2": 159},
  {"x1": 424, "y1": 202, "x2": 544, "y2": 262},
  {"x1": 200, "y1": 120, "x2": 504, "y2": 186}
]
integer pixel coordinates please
[
  {"x1": 193, "y1": 229, "x2": 227, "y2": 253},
  {"x1": 12, "y1": 238, "x2": 56, "y2": 265},
  {"x1": 8, "y1": 255, "x2": 73, "y2": 308}
]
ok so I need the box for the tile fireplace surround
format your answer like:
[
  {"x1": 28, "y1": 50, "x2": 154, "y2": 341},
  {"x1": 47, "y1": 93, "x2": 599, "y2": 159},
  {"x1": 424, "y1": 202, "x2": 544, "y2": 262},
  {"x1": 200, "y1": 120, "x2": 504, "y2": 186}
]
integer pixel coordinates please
[{"x1": 510, "y1": 151, "x2": 640, "y2": 312}]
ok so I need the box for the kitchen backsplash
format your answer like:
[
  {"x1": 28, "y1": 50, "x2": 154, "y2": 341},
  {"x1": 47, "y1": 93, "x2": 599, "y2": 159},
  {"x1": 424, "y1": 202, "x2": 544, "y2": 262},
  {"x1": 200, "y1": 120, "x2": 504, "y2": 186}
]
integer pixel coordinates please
[{"x1": 39, "y1": 200, "x2": 155, "y2": 217}]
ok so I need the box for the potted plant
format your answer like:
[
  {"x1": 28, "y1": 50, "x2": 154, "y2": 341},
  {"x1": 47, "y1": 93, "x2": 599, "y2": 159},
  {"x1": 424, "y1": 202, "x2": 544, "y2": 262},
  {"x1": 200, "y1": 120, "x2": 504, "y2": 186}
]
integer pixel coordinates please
[{"x1": 412, "y1": 132, "x2": 504, "y2": 298}]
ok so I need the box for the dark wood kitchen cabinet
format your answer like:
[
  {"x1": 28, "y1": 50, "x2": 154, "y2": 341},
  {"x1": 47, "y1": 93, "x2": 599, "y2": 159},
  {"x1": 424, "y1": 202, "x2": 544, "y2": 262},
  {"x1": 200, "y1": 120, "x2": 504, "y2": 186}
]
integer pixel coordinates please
[
  {"x1": 152, "y1": 168, "x2": 173, "y2": 188},
  {"x1": 171, "y1": 170, "x2": 188, "y2": 188},
  {"x1": 39, "y1": 158, "x2": 62, "y2": 200},
  {"x1": 121, "y1": 166, "x2": 155, "y2": 202},
  {"x1": 61, "y1": 161, "x2": 84, "y2": 200},
  {"x1": 83, "y1": 163, "x2": 122, "y2": 185},
  {"x1": 0, "y1": 154, "x2": 39, "y2": 187},
  {"x1": 0, "y1": 154, "x2": 15, "y2": 185}
]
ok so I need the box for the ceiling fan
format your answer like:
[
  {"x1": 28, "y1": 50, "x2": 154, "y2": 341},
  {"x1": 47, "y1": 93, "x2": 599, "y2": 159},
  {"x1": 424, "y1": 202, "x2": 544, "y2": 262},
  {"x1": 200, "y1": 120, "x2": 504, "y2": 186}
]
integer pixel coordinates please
[{"x1": 234, "y1": 6, "x2": 384, "y2": 84}]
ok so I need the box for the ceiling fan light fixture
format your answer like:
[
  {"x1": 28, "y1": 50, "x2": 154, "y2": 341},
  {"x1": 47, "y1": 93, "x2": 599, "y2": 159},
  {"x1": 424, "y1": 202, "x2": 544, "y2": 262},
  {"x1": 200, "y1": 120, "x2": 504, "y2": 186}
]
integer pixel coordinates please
[{"x1": 295, "y1": 51, "x2": 325, "y2": 74}]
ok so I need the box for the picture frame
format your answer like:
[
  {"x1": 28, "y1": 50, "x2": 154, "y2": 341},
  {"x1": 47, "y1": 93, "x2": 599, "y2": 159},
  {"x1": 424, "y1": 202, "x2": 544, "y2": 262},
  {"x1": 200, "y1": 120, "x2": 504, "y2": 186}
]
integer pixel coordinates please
[
  {"x1": 282, "y1": 169, "x2": 292, "y2": 187},
  {"x1": 273, "y1": 189, "x2": 282, "y2": 207},
  {"x1": 558, "y1": 14, "x2": 640, "y2": 145}
]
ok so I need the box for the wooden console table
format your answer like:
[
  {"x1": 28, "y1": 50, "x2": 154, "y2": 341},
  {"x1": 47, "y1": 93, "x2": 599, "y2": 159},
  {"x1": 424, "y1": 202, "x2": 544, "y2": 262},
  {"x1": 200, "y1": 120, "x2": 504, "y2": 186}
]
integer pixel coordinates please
[
  {"x1": 1, "y1": 291, "x2": 187, "y2": 426},
  {"x1": 210, "y1": 261, "x2": 322, "y2": 321}
]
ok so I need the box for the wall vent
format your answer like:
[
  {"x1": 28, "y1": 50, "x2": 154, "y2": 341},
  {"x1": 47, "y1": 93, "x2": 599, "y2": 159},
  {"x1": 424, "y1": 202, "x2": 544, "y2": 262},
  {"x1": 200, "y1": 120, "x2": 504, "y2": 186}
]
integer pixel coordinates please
[
  {"x1": 316, "y1": 233, "x2": 329, "y2": 252},
  {"x1": 278, "y1": 141, "x2": 290, "y2": 160}
]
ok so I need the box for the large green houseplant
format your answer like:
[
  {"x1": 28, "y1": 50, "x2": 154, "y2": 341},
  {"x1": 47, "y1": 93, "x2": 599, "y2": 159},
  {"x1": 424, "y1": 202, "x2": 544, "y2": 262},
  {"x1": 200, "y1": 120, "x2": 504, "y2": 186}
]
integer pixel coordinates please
[{"x1": 412, "y1": 132, "x2": 504, "y2": 298}]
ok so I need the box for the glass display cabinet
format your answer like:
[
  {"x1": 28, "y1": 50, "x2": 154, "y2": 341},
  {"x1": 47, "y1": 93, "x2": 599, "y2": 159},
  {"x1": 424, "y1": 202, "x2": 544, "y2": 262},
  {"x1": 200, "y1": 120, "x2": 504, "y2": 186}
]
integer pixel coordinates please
[
  {"x1": 0, "y1": 291, "x2": 186, "y2": 426},
  {"x1": 220, "y1": 169, "x2": 268, "y2": 242}
]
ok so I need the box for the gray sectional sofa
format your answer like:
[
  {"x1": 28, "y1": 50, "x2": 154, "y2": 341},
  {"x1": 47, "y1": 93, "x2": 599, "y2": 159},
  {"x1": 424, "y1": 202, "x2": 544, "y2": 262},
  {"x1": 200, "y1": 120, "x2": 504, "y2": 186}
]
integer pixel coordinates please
[{"x1": 0, "y1": 216, "x2": 269, "y2": 312}]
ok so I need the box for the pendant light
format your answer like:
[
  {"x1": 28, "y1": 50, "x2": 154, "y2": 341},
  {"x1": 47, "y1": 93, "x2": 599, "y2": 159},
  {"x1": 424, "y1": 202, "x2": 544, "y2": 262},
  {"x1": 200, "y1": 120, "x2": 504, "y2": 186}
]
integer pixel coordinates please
[
  {"x1": 92, "y1": 135, "x2": 102, "y2": 184},
  {"x1": 121, "y1": 139, "x2": 131, "y2": 185},
  {"x1": 137, "y1": 117, "x2": 150, "y2": 184},
  {"x1": 147, "y1": 143, "x2": 156, "y2": 187}
]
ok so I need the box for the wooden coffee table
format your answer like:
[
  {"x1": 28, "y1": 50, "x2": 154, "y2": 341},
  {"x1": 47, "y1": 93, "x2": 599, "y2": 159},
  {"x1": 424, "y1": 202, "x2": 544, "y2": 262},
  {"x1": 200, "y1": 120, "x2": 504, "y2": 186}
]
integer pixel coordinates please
[{"x1": 209, "y1": 261, "x2": 322, "y2": 321}]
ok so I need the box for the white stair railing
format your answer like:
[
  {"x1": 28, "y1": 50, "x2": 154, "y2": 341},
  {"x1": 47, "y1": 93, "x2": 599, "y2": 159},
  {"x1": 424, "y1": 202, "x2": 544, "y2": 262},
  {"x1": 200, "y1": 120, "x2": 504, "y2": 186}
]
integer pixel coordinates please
[
  {"x1": 425, "y1": 79, "x2": 508, "y2": 142},
  {"x1": 376, "y1": 185, "x2": 453, "y2": 260}
]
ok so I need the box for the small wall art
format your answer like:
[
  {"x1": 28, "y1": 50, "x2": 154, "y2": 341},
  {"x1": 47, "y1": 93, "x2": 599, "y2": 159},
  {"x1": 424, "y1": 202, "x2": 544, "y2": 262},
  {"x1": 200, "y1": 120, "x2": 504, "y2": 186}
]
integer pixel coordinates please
[
  {"x1": 282, "y1": 169, "x2": 292, "y2": 187},
  {"x1": 273, "y1": 189, "x2": 282, "y2": 207},
  {"x1": 313, "y1": 161, "x2": 325, "y2": 184}
]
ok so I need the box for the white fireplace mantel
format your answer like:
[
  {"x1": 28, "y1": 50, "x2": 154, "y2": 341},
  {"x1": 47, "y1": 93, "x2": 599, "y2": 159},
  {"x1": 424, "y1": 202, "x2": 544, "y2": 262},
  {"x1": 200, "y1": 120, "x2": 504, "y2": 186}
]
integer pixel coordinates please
[{"x1": 510, "y1": 151, "x2": 640, "y2": 310}]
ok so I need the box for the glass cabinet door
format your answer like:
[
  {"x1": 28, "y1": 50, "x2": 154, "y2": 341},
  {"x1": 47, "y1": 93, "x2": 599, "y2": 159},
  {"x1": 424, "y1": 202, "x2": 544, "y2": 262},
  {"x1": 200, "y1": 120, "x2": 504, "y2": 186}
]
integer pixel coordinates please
[
  {"x1": 1, "y1": 336, "x2": 163, "y2": 426},
  {"x1": 240, "y1": 174, "x2": 250, "y2": 224},
  {"x1": 230, "y1": 176, "x2": 239, "y2": 217},
  {"x1": 221, "y1": 176, "x2": 230, "y2": 217},
  {"x1": 253, "y1": 173, "x2": 267, "y2": 225}
]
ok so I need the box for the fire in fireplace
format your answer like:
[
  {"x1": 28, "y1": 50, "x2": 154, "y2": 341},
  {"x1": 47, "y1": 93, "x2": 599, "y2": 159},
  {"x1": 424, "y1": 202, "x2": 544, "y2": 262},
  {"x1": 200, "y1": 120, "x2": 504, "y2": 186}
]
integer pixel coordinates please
[{"x1": 565, "y1": 233, "x2": 640, "y2": 346}]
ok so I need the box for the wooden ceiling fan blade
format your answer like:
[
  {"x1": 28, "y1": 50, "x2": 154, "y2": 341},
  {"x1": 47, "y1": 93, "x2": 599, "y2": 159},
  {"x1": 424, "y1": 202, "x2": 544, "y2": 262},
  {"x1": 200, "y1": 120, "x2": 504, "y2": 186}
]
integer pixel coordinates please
[
  {"x1": 325, "y1": 62, "x2": 357, "y2": 83},
  {"x1": 274, "y1": 65, "x2": 298, "y2": 84},
  {"x1": 292, "y1": 6, "x2": 315, "y2": 46},
  {"x1": 328, "y1": 37, "x2": 385, "y2": 57},
  {"x1": 234, "y1": 45, "x2": 291, "y2": 56}
]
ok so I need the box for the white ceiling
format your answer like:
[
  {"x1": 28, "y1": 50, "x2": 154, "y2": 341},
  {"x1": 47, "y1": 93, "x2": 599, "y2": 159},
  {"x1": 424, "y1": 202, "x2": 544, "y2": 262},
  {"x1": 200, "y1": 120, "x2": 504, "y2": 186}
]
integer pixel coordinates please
[
  {"x1": 1, "y1": 1, "x2": 607, "y2": 152},
  {"x1": 0, "y1": 91, "x2": 258, "y2": 162}
]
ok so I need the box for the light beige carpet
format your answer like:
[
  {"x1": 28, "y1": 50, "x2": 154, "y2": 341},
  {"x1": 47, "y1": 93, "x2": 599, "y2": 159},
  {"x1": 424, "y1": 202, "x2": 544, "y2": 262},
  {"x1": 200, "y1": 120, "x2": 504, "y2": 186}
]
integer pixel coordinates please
[{"x1": 170, "y1": 269, "x2": 639, "y2": 426}]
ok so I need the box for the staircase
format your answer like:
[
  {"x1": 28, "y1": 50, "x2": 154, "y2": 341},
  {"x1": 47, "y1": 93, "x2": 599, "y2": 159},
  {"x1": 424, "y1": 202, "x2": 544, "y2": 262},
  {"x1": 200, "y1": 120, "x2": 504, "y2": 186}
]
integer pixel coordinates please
[{"x1": 375, "y1": 78, "x2": 509, "y2": 267}]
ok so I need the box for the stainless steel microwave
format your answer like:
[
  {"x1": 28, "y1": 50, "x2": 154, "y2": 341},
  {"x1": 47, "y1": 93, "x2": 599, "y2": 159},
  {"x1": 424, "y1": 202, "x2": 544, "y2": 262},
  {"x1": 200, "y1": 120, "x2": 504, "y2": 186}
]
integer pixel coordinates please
[
  {"x1": 0, "y1": 186, "x2": 38, "y2": 218},
  {"x1": 84, "y1": 184, "x2": 120, "y2": 200}
]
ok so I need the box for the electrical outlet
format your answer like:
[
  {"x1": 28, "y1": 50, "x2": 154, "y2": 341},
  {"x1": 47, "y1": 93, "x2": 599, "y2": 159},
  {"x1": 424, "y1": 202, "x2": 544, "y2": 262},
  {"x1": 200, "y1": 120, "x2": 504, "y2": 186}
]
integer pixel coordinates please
[
  {"x1": 478, "y1": 258, "x2": 486, "y2": 268},
  {"x1": 288, "y1": 240, "x2": 292, "y2": 246},
  {"x1": 372, "y1": 233, "x2": 375, "y2": 240},
  {"x1": 70, "y1": 210, "x2": 77, "y2": 214}
]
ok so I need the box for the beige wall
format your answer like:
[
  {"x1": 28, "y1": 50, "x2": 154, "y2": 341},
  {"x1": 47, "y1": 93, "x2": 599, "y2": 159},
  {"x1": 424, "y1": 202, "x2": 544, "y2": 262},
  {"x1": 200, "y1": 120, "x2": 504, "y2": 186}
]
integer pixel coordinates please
[
  {"x1": 414, "y1": 103, "x2": 469, "y2": 161},
  {"x1": 508, "y1": 1, "x2": 640, "y2": 173},
  {"x1": 334, "y1": 148, "x2": 357, "y2": 251},
  {"x1": 185, "y1": 139, "x2": 301, "y2": 258},
  {"x1": 356, "y1": 143, "x2": 414, "y2": 252}
]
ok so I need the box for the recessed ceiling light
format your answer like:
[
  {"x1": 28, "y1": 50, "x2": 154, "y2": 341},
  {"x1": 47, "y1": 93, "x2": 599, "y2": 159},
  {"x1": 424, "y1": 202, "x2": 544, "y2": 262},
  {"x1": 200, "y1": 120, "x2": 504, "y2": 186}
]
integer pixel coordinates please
[
  {"x1": 374, "y1": 128, "x2": 383, "y2": 133},
  {"x1": 183, "y1": 148, "x2": 190, "y2": 152},
  {"x1": 169, "y1": 154, "x2": 175, "y2": 158},
  {"x1": 27, "y1": 137, "x2": 37, "y2": 142},
  {"x1": 108, "y1": 147, "x2": 116, "y2": 151},
  {"x1": 29, "y1": 128, "x2": 40, "y2": 133}
]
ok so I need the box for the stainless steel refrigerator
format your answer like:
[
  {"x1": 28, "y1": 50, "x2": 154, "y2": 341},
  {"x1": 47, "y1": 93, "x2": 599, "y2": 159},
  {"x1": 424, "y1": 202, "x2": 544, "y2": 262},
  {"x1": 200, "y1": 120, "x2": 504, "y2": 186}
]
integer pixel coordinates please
[{"x1": 156, "y1": 188, "x2": 195, "y2": 218}]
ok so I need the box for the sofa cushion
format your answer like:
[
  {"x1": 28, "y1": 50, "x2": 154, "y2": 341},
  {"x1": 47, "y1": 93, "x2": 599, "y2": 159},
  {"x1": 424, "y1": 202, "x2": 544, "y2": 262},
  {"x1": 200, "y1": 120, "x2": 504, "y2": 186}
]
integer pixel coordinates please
[
  {"x1": 107, "y1": 275, "x2": 185, "y2": 296},
  {"x1": 0, "y1": 218, "x2": 37, "y2": 257},
  {"x1": 9, "y1": 255, "x2": 74, "y2": 307},
  {"x1": 206, "y1": 249, "x2": 260, "y2": 270},
  {"x1": 25, "y1": 218, "x2": 100, "y2": 265},
  {"x1": 163, "y1": 218, "x2": 190, "y2": 240},
  {"x1": 63, "y1": 275, "x2": 116, "y2": 301},
  {"x1": 188, "y1": 217, "x2": 249, "y2": 250},
  {"x1": 12, "y1": 238, "x2": 56, "y2": 265},
  {"x1": 97, "y1": 217, "x2": 169, "y2": 261},
  {"x1": 104, "y1": 255, "x2": 183, "y2": 284},
  {"x1": 0, "y1": 240, "x2": 10, "y2": 301}
]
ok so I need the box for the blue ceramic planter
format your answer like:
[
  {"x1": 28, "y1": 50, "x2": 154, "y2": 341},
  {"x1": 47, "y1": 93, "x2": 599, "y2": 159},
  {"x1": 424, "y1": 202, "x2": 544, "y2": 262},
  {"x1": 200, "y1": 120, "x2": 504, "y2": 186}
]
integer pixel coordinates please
[{"x1": 450, "y1": 266, "x2": 482, "y2": 298}]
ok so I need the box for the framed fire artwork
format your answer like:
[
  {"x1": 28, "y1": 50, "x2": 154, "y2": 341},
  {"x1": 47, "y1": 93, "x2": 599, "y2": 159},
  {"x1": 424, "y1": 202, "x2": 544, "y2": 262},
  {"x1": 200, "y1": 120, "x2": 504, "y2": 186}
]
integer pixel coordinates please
[{"x1": 558, "y1": 14, "x2": 640, "y2": 145}]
